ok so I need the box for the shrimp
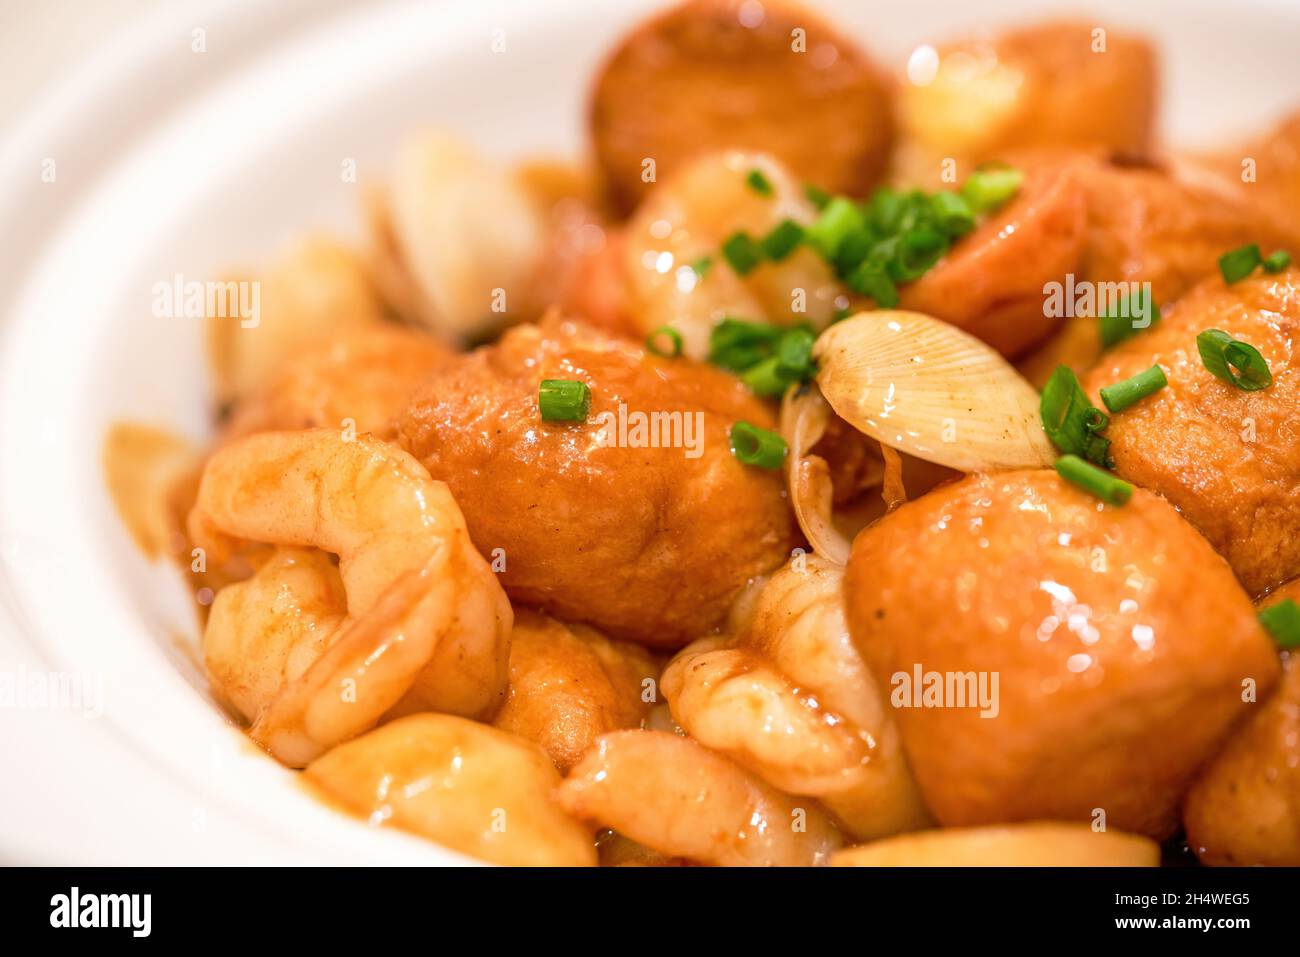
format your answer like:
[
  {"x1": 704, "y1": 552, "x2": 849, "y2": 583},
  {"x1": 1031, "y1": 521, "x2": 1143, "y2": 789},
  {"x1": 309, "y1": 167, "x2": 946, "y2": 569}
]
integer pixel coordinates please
[
  {"x1": 305, "y1": 714, "x2": 597, "y2": 866},
  {"x1": 661, "y1": 555, "x2": 931, "y2": 841},
  {"x1": 203, "y1": 547, "x2": 346, "y2": 723},
  {"x1": 623, "y1": 150, "x2": 847, "y2": 360},
  {"x1": 557, "y1": 729, "x2": 842, "y2": 867},
  {"x1": 189, "y1": 429, "x2": 512, "y2": 767},
  {"x1": 491, "y1": 610, "x2": 659, "y2": 771}
]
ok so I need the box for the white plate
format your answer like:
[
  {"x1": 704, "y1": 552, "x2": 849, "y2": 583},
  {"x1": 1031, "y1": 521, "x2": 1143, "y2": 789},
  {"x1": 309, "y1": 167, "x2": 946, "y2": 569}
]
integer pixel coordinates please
[{"x1": 1, "y1": 0, "x2": 1297, "y2": 864}]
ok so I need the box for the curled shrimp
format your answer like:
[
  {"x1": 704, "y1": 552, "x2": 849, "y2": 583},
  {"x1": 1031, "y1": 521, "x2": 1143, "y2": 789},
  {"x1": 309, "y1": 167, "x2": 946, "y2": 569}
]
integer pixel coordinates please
[
  {"x1": 557, "y1": 730, "x2": 842, "y2": 867},
  {"x1": 190, "y1": 429, "x2": 512, "y2": 767},
  {"x1": 623, "y1": 150, "x2": 847, "y2": 359},
  {"x1": 661, "y1": 554, "x2": 931, "y2": 841}
]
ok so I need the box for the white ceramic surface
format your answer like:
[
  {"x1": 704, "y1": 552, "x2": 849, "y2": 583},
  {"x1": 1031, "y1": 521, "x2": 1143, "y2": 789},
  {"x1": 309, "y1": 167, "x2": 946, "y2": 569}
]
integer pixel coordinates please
[{"x1": 1, "y1": 0, "x2": 1298, "y2": 864}]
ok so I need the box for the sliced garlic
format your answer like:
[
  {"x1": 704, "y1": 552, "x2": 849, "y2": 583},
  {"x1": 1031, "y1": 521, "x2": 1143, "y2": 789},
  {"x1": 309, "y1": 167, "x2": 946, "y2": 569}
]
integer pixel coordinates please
[
  {"x1": 779, "y1": 384, "x2": 853, "y2": 565},
  {"x1": 814, "y1": 311, "x2": 1055, "y2": 472}
]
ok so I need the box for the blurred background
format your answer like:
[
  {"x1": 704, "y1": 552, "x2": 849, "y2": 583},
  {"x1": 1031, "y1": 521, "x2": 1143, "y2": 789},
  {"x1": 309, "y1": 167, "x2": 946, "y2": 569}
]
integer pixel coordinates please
[{"x1": 0, "y1": 0, "x2": 159, "y2": 125}]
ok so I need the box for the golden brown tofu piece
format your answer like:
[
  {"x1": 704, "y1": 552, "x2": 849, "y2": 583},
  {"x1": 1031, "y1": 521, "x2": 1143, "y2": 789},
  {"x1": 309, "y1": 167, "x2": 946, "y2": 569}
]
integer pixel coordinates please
[
  {"x1": 1018, "y1": 152, "x2": 1300, "y2": 383},
  {"x1": 492, "y1": 609, "x2": 659, "y2": 771},
  {"x1": 399, "y1": 316, "x2": 799, "y2": 648},
  {"x1": 590, "y1": 0, "x2": 893, "y2": 213},
  {"x1": 844, "y1": 470, "x2": 1279, "y2": 838},
  {"x1": 1183, "y1": 580, "x2": 1300, "y2": 866},
  {"x1": 1084, "y1": 268, "x2": 1300, "y2": 596},
  {"x1": 221, "y1": 325, "x2": 453, "y2": 443}
]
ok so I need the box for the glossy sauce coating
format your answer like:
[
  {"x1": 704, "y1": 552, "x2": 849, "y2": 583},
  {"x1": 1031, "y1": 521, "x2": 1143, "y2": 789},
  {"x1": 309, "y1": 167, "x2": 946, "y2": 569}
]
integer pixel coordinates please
[
  {"x1": 399, "y1": 316, "x2": 799, "y2": 648},
  {"x1": 1084, "y1": 269, "x2": 1300, "y2": 596},
  {"x1": 844, "y1": 470, "x2": 1278, "y2": 837},
  {"x1": 662, "y1": 555, "x2": 930, "y2": 840},
  {"x1": 557, "y1": 729, "x2": 841, "y2": 866},
  {"x1": 1183, "y1": 578, "x2": 1299, "y2": 866},
  {"x1": 305, "y1": 714, "x2": 597, "y2": 867}
]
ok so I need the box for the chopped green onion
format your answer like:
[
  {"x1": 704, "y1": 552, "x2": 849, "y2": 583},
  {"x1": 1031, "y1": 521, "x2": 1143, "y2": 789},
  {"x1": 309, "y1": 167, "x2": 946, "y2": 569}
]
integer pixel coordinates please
[
  {"x1": 961, "y1": 168, "x2": 1023, "y2": 214},
  {"x1": 775, "y1": 327, "x2": 815, "y2": 379},
  {"x1": 929, "y1": 191, "x2": 976, "y2": 238},
  {"x1": 722, "y1": 231, "x2": 763, "y2": 276},
  {"x1": 741, "y1": 356, "x2": 788, "y2": 396},
  {"x1": 1263, "y1": 249, "x2": 1293, "y2": 273},
  {"x1": 1055, "y1": 454, "x2": 1133, "y2": 506},
  {"x1": 832, "y1": 305, "x2": 854, "y2": 322},
  {"x1": 645, "y1": 326, "x2": 683, "y2": 358},
  {"x1": 746, "y1": 168, "x2": 775, "y2": 197},
  {"x1": 1259, "y1": 598, "x2": 1300, "y2": 649},
  {"x1": 729, "y1": 421, "x2": 788, "y2": 469},
  {"x1": 1040, "y1": 365, "x2": 1113, "y2": 467},
  {"x1": 867, "y1": 189, "x2": 907, "y2": 235},
  {"x1": 1100, "y1": 288, "x2": 1161, "y2": 348},
  {"x1": 1196, "y1": 329, "x2": 1273, "y2": 391},
  {"x1": 760, "y1": 219, "x2": 804, "y2": 261},
  {"x1": 1099, "y1": 365, "x2": 1168, "y2": 413},
  {"x1": 708, "y1": 318, "x2": 782, "y2": 372},
  {"x1": 805, "y1": 197, "x2": 865, "y2": 260},
  {"x1": 690, "y1": 255, "x2": 714, "y2": 279},
  {"x1": 539, "y1": 379, "x2": 590, "y2": 422},
  {"x1": 1219, "y1": 244, "x2": 1262, "y2": 284},
  {"x1": 803, "y1": 183, "x2": 831, "y2": 209},
  {"x1": 846, "y1": 258, "x2": 899, "y2": 307},
  {"x1": 888, "y1": 228, "x2": 948, "y2": 282}
]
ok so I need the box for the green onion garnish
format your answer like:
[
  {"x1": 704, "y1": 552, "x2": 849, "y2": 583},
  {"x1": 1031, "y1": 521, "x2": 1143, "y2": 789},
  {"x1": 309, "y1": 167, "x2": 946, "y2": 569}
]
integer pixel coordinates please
[
  {"x1": 1040, "y1": 365, "x2": 1113, "y2": 467},
  {"x1": 1055, "y1": 454, "x2": 1133, "y2": 506},
  {"x1": 805, "y1": 197, "x2": 865, "y2": 260},
  {"x1": 1099, "y1": 287, "x2": 1161, "y2": 348},
  {"x1": 722, "y1": 232, "x2": 763, "y2": 276},
  {"x1": 760, "y1": 219, "x2": 804, "y2": 261},
  {"x1": 803, "y1": 183, "x2": 831, "y2": 210},
  {"x1": 708, "y1": 318, "x2": 781, "y2": 372},
  {"x1": 929, "y1": 191, "x2": 976, "y2": 238},
  {"x1": 1259, "y1": 598, "x2": 1300, "y2": 649},
  {"x1": 539, "y1": 379, "x2": 590, "y2": 422},
  {"x1": 646, "y1": 326, "x2": 683, "y2": 358},
  {"x1": 1196, "y1": 329, "x2": 1273, "y2": 391},
  {"x1": 960, "y1": 167, "x2": 1024, "y2": 214},
  {"x1": 741, "y1": 356, "x2": 788, "y2": 396},
  {"x1": 1219, "y1": 243, "x2": 1262, "y2": 284},
  {"x1": 775, "y1": 327, "x2": 815, "y2": 379},
  {"x1": 1263, "y1": 249, "x2": 1293, "y2": 273},
  {"x1": 846, "y1": 258, "x2": 899, "y2": 307},
  {"x1": 690, "y1": 255, "x2": 714, "y2": 279},
  {"x1": 889, "y1": 228, "x2": 948, "y2": 282},
  {"x1": 729, "y1": 421, "x2": 788, "y2": 469},
  {"x1": 1099, "y1": 365, "x2": 1168, "y2": 413},
  {"x1": 746, "y1": 168, "x2": 775, "y2": 197}
]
